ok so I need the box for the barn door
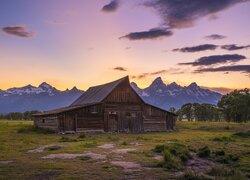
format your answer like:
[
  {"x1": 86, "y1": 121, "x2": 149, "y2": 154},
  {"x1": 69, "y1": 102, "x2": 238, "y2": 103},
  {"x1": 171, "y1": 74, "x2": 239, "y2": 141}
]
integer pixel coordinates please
[{"x1": 108, "y1": 112, "x2": 118, "y2": 132}]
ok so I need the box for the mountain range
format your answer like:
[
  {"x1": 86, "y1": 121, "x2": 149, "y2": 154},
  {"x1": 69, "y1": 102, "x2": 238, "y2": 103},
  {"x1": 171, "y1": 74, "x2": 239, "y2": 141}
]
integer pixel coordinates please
[
  {"x1": 0, "y1": 82, "x2": 83, "y2": 113},
  {"x1": 131, "y1": 77, "x2": 222, "y2": 110},
  {"x1": 0, "y1": 78, "x2": 222, "y2": 113}
]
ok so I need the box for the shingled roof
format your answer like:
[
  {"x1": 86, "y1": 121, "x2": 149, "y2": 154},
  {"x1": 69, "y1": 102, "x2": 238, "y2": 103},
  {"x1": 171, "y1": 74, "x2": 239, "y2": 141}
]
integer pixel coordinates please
[{"x1": 71, "y1": 76, "x2": 129, "y2": 106}]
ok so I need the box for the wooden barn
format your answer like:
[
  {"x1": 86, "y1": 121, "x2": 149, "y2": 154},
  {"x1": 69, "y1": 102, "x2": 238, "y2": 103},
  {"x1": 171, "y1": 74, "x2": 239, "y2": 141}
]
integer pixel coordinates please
[{"x1": 33, "y1": 76, "x2": 177, "y2": 133}]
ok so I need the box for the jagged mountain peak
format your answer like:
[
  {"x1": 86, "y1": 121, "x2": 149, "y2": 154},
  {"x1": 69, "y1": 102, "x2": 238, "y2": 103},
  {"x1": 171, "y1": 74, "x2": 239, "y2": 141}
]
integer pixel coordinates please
[
  {"x1": 39, "y1": 82, "x2": 54, "y2": 89},
  {"x1": 149, "y1": 77, "x2": 166, "y2": 88},
  {"x1": 70, "y1": 86, "x2": 80, "y2": 92},
  {"x1": 167, "y1": 82, "x2": 181, "y2": 89},
  {"x1": 188, "y1": 82, "x2": 198, "y2": 88}
]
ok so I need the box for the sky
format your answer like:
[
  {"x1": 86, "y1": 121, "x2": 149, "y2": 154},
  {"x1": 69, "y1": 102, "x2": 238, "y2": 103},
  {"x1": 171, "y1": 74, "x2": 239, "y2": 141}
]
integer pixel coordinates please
[{"x1": 0, "y1": 0, "x2": 250, "y2": 93}]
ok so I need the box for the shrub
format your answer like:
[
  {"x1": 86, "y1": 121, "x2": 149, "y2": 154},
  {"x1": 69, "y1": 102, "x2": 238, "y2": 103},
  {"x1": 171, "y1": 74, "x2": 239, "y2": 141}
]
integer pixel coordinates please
[
  {"x1": 233, "y1": 131, "x2": 250, "y2": 138},
  {"x1": 121, "y1": 141, "x2": 128, "y2": 146},
  {"x1": 153, "y1": 142, "x2": 192, "y2": 163},
  {"x1": 153, "y1": 144, "x2": 165, "y2": 153},
  {"x1": 78, "y1": 133, "x2": 86, "y2": 139},
  {"x1": 198, "y1": 146, "x2": 210, "y2": 158},
  {"x1": 160, "y1": 150, "x2": 180, "y2": 169},
  {"x1": 59, "y1": 136, "x2": 78, "y2": 142}
]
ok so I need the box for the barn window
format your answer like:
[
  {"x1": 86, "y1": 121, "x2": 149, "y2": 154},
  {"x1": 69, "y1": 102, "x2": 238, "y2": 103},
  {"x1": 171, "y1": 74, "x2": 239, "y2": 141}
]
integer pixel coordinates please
[
  {"x1": 131, "y1": 112, "x2": 137, "y2": 118},
  {"x1": 90, "y1": 106, "x2": 98, "y2": 114}
]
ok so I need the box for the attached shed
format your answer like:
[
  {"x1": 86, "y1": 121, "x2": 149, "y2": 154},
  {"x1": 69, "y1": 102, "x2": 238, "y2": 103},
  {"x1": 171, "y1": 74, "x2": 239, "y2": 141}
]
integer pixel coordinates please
[{"x1": 34, "y1": 76, "x2": 177, "y2": 133}]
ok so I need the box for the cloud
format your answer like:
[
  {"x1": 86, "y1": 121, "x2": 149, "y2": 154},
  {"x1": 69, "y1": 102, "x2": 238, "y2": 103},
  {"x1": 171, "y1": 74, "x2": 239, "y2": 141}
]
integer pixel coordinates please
[
  {"x1": 172, "y1": 44, "x2": 250, "y2": 53},
  {"x1": 202, "y1": 86, "x2": 233, "y2": 94},
  {"x1": 120, "y1": 28, "x2": 173, "y2": 40},
  {"x1": 204, "y1": 34, "x2": 227, "y2": 40},
  {"x1": 145, "y1": 0, "x2": 248, "y2": 29},
  {"x1": 195, "y1": 65, "x2": 250, "y2": 74},
  {"x1": 102, "y1": 0, "x2": 119, "y2": 12},
  {"x1": 221, "y1": 44, "x2": 250, "y2": 51},
  {"x1": 113, "y1": 66, "x2": 127, "y2": 71},
  {"x1": 2, "y1": 25, "x2": 35, "y2": 38},
  {"x1": 179, "y1": 54, "x2": 246, "y2": 66},
  {"x1": 132, "y1": 68, "x2": 185, "y2": 79},
  {"x1": 105, "y1": 0, "x2": 248, "y2": 41},
  {"x1": 173, "y1": 44, "x2": 218, "y2": 53}
]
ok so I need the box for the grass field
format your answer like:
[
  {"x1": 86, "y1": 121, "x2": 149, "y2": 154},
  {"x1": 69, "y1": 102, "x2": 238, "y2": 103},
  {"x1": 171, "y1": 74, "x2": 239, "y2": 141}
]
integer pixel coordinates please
[{"x1": 0, "y1": 120, "x2": 250, "y2": 179}]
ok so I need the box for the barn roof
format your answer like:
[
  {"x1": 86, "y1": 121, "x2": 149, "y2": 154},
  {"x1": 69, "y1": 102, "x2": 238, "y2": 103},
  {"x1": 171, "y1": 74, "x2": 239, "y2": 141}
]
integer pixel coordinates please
[
  {"x1": 33, "y1": 103, "x2": 101, "y2": 116},
  {"x1": 71, "y1": 76, "x2": 129, "y2": 106}
]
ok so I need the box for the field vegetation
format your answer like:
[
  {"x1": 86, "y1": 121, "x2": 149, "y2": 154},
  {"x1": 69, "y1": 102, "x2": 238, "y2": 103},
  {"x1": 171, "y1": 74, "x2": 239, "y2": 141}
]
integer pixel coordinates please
[{"x1": 0, "y1": 120, "x2": 249, "y2": 179}]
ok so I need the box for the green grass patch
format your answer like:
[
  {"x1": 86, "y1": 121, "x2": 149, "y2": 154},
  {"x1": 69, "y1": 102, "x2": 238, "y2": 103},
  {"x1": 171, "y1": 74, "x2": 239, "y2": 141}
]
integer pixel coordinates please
[
  {"x1": 59, "y1": 136, "x2": 78, "y2": 142},
  {"x1": 178, "y1": 170, "x2": 210, "y2": 180},
  {"x1": 233, "y1": 131, "x2": 250, "y2": 138},
  {"x1": 78, "y1": 132, "x2": 86, "y2": 139},
  {"x1": 208, "y1": 165, "x2": 245, "y2": 179},
  {"x1": 212, "y1": 136, "x2": 234, "y2": 142},
  {"x1": 17, "y1": 126, "x2": 54, "y2": 134}
]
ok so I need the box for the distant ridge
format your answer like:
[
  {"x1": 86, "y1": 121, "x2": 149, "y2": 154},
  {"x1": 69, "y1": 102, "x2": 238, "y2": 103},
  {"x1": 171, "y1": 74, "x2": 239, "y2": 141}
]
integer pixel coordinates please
[{"x1": 0, "y1": 82, "x2": 84, "y2": 113}]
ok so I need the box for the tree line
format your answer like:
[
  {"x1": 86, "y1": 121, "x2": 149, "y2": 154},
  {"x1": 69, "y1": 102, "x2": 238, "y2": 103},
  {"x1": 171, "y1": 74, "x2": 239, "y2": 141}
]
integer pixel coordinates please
[
  {"x1": 173, "y1": 89, "x2": 250, "y2": 122},
  {"x1": 0, "y1": 111, "x2": 39, "y2": 120}
]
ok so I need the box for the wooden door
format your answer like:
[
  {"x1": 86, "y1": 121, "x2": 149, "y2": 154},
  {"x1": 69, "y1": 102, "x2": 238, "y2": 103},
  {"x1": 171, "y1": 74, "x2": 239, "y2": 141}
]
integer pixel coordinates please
[{"x1": 108, "y1": 112, "x2": 118, "y2": 132}]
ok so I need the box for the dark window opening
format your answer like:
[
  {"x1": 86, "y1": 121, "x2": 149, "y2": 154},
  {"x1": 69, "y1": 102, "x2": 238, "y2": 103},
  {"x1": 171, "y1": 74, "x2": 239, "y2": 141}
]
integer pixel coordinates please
[
  {"x1": 90, "y1": 106, "x2": 98, "y2": 114},
  {"x1": 42, "y1": 119, "x2": 45, "y2": 123}
]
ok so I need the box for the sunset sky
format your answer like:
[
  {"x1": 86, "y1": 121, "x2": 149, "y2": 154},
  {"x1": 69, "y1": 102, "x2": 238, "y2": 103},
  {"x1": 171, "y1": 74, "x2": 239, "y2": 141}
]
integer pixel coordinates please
[{"x1": 0, "y1": 0, "x2": 250, "y2": 92}]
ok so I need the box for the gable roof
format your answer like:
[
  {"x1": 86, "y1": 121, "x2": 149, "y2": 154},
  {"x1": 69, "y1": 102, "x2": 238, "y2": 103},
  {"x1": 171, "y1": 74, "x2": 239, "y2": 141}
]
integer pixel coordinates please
[{"x1": 71, "y1": 76, "x2": 129, "y2": 106}]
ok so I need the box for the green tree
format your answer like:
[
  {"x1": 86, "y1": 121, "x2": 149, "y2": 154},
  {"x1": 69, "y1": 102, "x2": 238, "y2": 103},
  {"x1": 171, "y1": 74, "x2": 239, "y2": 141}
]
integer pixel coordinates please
[{"x1": 218, "y1": 89, "x2": 250, "y2": 122}]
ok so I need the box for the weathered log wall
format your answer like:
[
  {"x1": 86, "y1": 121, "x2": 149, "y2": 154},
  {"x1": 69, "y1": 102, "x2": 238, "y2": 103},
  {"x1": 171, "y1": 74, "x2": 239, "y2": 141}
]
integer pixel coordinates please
[{"x1": 34, "y1": 115, "x2": 58, "y2": 131}]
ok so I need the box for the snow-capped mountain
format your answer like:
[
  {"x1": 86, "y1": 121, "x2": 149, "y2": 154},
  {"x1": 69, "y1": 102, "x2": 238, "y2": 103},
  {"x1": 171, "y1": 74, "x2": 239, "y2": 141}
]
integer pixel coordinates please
[
  {"x1": 0, "y1": 83, "x2": 84, "y2": 113},
  {"x1": 131, "y1": 77, "x2": 222, "y2": 110},
  {"x1": 0, "y1": 78, "x2": 222, "y2": 113}
]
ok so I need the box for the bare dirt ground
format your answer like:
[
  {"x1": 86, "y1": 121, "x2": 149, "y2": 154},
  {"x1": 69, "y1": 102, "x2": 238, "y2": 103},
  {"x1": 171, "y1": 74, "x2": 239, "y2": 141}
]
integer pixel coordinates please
[
  {"x1": 97, "y1": 143, "x2": 115, "y2": 149},
  {"x1": 112, "y1": 148, "x2": 139, "y2": 154},
  {"x1": 41, "y1": 152, "x2": 106, "y2": 160},
  {"x1": 110, "y1": 161, "x2": 141, "y2": 171},
  {"x1": 0, "y1": 160, "x2": 14, "y2": 164}
]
